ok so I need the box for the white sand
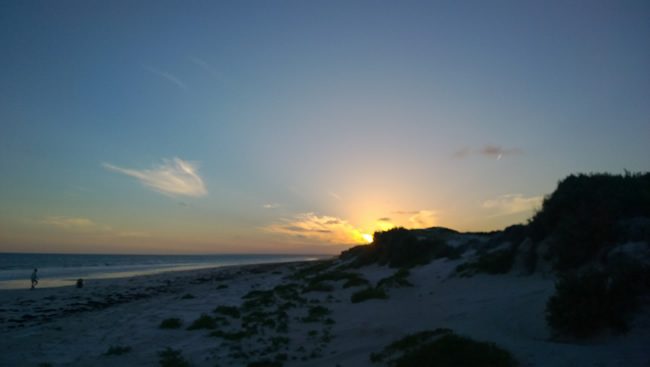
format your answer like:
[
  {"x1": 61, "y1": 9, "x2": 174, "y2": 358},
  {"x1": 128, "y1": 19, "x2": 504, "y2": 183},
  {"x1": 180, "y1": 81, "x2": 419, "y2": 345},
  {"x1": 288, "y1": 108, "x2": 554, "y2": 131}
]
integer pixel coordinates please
[{"x1": 1, "y1": 259, "x2": 648, "y2": 367}]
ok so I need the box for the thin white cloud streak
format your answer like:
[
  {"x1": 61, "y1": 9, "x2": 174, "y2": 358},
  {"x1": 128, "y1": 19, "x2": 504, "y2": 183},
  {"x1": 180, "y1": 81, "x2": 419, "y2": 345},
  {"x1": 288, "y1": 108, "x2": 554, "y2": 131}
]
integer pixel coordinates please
[
  {"x1": 40, "y1": 216, "x2": 112, "y2": 232},
  {"x1": 481, "y1": 194, "x2": 543, "y2": 216},
  {"x1": 142, "y1": 66, "x2": 188, "y2": 90},
  {"x1": 264, "y1": 203, "x2": 281, "y2": 209},
  {"x1": 103, "y1": 158, "x2": 208, "y2": 197},
  {"x1": 187, "y1": 55, "x2": 220, "y2": 79},
  {"x1": 326, "y1": 188, "x2": 342, "y2": 200},
  {"x1": 40, "y1": 216, "x2": 151, "y2": 237},
  {"x1": 42, "y1": 216, "x2": 99, "y2": 229}
]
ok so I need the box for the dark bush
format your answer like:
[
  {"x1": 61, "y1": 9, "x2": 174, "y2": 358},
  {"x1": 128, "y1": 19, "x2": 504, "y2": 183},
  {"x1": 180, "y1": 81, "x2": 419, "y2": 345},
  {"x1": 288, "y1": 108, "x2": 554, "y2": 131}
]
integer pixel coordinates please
[
  {"x1": 370, "y1": 329, "x2": 516, "y2": 367},
  {"x1": 159, "y1": 318, "x2": 183, "y2": 329},
  {"x1": 546, "y1": 261, "x2": 649, "y2": 337},
  {"x1": 351, "y1": 287, "x2": 388, "y2": 303},
  {"x1": 528, "y1": 172, "x2": 650, "y2": 271},
  {"x1": 158, "y1": 347, "x2": 193, "y2": 367}
]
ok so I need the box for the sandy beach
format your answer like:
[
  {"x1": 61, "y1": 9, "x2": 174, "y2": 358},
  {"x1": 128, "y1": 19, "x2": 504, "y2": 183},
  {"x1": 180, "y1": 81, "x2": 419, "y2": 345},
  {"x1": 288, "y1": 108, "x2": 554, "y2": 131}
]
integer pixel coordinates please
[{"x1": 1, "y1": 258, "x2": 648, "y2": 367}]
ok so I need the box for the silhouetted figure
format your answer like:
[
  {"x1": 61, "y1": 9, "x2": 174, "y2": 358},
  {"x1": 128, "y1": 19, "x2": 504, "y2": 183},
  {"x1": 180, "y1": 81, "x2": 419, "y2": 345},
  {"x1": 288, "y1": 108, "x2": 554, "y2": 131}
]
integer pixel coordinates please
[
  {"x1": 31, "y1": 269, "x2": 39, "y2": 289},
  {"x1": 76, "y1": 278, "x2": 84, "y2": 288}
]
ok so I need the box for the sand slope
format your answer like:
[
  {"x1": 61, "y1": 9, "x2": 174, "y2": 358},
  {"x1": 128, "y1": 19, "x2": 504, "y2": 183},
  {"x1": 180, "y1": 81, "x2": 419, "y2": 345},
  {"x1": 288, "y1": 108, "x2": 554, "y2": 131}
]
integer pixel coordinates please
[{"x1": 1, "y1": 259, "x2": 648, "y2": 367}]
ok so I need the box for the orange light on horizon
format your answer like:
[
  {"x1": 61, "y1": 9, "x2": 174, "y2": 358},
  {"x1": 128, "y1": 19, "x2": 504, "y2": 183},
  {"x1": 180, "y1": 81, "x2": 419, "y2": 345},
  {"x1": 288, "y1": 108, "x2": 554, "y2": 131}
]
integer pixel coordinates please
[{"x1": 362, "y1": 234, "x2": 373, "y2": 243}]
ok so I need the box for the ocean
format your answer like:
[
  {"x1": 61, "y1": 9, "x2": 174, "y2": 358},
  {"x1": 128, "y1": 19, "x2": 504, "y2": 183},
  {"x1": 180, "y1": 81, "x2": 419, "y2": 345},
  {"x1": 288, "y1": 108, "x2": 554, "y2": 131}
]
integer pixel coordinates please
[{"x1": 0, "y1": 253, "x2": 330, "y2": 289}]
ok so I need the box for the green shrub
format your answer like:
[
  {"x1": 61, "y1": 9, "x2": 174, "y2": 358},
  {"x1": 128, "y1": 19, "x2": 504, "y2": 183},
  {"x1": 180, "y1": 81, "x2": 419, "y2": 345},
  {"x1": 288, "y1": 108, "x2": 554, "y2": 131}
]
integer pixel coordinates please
[
  {"x1": 546, "y1": 262, "x2": 649, "y2": 337},
  {"x1": 370, "y1": 329, "x2": 516, "y2": 367},
  {"x1": 301, "y1": 282, "x2": 334, "y2": 293},
  {"x1": 210, "y1": 330, "x2": 249, "y2": 341},
  {"x1": 214, "y1": 305, "x2": 241, "y2": 318},
  {"x1": 247, "y1": 359, "x2": 282, "y2": 367},
  {"x1": 455, "y1": 249, "x2": 516, "y2": 277},
  {"x1": 103, "y1": 345, "x2": 132, "y2": 356},
  {"x1": 300, "y1": 305, "x2": 332, "y2": 322},
  {"x1": 377, "y1": 268, "x2": 413, "y2": 288},
  {"x1": 158, "y1": 347, "x2": 193, "y2": 367},
  {"x1": 180, "y1": 293, "x2": 195, "y2": 299},
  {"x1": 351, "y1": 287, "x2": 388, "y2": 303},
  {"x1": 159, "y1": 318, "x2": 183, "y2": 329},
  {"x1": 528, "y1": 172, "x2": 650, "y2": 271},
  {"x1": 187, "y1": 314, "x2": 217, "y2": 330}
]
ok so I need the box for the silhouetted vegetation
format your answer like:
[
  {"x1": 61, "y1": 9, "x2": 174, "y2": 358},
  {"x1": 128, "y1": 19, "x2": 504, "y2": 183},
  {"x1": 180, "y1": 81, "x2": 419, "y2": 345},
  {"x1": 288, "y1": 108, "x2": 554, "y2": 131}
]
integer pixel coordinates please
[
  {"x1": 341, "y1": 227, "x2": 462, "y2": 268},
  {"x1": 528, "y1": 172, "x2": 650, "y2": 271},
  {"x1": 377, "y1": 268, "x2": 413, "y2": 288},
  {"x1": 370, "y1": 328, "x2": 516, "y2": 367},
  {"x1": 351, "y1": 287, "x2": 388, "y2": 303},
  {"x1": 158, "y1": 347, "x2": 193, "y2": 367},
  {"x1": 159, "y1": 317, "x2": 183, "y2": 329},
  {"x1": 103, "y1": 345, "x2": 132, "y2": 356},
  {"x1": 546, "y1": 259, "x2": 650, "y2": 337}
]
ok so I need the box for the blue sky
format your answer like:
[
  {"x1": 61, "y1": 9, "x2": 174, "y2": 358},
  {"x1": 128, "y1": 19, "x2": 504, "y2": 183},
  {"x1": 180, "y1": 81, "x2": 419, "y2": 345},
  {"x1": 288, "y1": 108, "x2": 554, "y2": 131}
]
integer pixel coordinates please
[{"x1": 1, "y1": 1, "x2": 648, "y2": 254}]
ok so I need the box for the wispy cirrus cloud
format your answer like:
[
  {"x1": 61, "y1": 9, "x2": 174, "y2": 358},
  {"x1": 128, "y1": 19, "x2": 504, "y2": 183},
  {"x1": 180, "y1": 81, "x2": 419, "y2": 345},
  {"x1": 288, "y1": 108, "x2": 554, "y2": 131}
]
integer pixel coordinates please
[
  {"x1": 40, "y1": 216, "x2": 151, "y2": 238},
  {"x1": 453, "y1": 144, "x2": 524, "y2": 160},
  {"x1": 103, "y1": 158, "x2": 207, "y2": 197},
  {"x1": 187, "y1": 55, "x2": 220, "y2": 79},
  {"x1": 481, "y1": 194, "x2": 542, "y2": 216},
  {"x1": 143, "y1": 66, "x2": 188, "y2": 90},
  {"x1": 262, "y1": 213, "x2": 368, "y2": 244},
  {"x1": 42, "y1": 216, "x2": 107, "y2": 230},
  {"x1": 326, "y1": 188, "x2": 342, "y2": 200}
]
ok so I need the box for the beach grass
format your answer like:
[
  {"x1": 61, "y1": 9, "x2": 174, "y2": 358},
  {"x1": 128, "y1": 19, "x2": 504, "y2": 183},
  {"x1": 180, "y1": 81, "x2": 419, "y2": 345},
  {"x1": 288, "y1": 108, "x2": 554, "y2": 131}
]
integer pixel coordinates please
[
  {"x1": 159, "y1": 318, "x2": 183, "y2": 329},
  {"x1": 351, "y1": 286, "x2": 388, "y2": 303}
]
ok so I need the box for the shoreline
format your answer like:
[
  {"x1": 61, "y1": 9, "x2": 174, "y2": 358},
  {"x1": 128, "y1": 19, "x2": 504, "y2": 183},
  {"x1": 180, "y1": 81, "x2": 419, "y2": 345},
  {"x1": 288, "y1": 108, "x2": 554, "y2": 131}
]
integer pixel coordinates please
[
  {"x1": 0, "y1": 260, "x2": 312, "y2": 334},
  {"x1": 0, "y1": 254, "x2": 332, "y2": 290}
]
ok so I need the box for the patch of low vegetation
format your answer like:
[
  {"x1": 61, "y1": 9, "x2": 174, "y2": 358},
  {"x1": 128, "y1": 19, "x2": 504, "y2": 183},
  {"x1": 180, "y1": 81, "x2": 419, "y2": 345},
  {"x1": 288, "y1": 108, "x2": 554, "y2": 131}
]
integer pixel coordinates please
[
  {"x1": 546, "y1": 259, "x2": 650, "y2": 337},
  {"x1": 214, "y1": 305, "x2": 241, "y2": 318},
  {"x1": 181, "y1": 293, "x2": 195, "y2": 299},
  {"x1": 38, "y1": 363, "x2": 53, "y2": 367},
  {"x1": 246, "y1": 359, "x2": 283, "y2": 367},
  {"x1": 455, "y1": 248, "x2": 516, "y2": 277},
  {"x1": 289, "y1": 260, "x2": 336, "y2": 281},
  {"x1": 300, "y1": 305, "x2": 332, "y2": 323},
  {"x1": 159, "y1": 317, "x2": 183, "y2": 329},
  {"x1": 217, "y1": 284, "x2": 229, "y2": 289},
  {"x1": 103, "y1": 345, "x2": 132, "y2": 356},
  {"x1": 351, "y1": 286, "x2": 388, "y2": 303},
  {"x1": 377, "y1": 268, "x2": 413, "y2": 288},
  {"x1": 158, "y1": 347, "x2": 193, "y2": 367},
  {"x1": 301, "y1": 281, "x2": 334, "y2": 293},
  {"x1": 187, "y1": 314, "x2": 218, "y2": 330},
  {"x1": 370, "y1": 329, "x2": 516, "y2": 367},
  {"x1": 209, "y1": 329, "x2": 249, "y2": 341}
]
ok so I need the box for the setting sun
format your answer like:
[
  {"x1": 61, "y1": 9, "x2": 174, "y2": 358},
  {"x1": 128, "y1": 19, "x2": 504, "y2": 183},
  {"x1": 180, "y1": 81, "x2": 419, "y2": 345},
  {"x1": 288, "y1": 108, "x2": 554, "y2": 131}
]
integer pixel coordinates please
[{"x1": 362, "y1": 234, "x2": 373, "y2": 243}]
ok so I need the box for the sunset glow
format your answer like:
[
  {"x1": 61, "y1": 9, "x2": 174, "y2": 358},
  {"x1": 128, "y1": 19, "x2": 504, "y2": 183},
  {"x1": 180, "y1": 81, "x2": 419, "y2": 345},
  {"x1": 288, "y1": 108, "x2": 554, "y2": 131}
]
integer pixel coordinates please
[{"x1": 0, "y1": 2, "x2": 648, "y2": 254}]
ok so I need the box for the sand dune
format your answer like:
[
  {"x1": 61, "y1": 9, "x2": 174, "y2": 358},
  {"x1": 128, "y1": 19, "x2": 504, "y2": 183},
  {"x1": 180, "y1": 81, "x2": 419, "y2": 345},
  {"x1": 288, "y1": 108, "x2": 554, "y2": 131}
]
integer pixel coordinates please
[{"x1": 1, "y1": 258, "x2": 648, "y2": 367}]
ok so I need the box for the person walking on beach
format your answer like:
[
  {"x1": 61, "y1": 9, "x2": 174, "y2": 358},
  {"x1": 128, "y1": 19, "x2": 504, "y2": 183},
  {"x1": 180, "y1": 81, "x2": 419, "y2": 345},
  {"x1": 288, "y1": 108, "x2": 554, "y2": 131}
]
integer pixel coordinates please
[{"x1": 31, "y1": 269, "x2": 39, "y2": 289}]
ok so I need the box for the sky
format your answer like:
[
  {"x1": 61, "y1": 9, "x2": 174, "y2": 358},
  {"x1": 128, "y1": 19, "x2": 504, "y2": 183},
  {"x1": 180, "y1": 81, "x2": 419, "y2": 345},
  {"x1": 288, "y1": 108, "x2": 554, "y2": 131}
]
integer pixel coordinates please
[{"x1": 1, "y1": 1, "x2": 649, "y2": 255}]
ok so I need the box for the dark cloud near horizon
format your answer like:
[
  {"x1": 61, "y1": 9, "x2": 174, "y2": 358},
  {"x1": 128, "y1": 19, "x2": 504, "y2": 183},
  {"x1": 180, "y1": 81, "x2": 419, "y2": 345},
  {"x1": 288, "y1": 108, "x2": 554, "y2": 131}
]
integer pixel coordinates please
[{"x1": 453, "y1": 145, "x2": 524, "y2": 159}]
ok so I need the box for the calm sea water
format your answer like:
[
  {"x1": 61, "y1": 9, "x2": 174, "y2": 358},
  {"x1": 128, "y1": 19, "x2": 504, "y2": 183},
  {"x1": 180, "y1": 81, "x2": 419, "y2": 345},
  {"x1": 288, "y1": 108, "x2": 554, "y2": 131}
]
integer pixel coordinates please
[{"x1": 0, "y1": 253, "x2": 329, "y2": 289}]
